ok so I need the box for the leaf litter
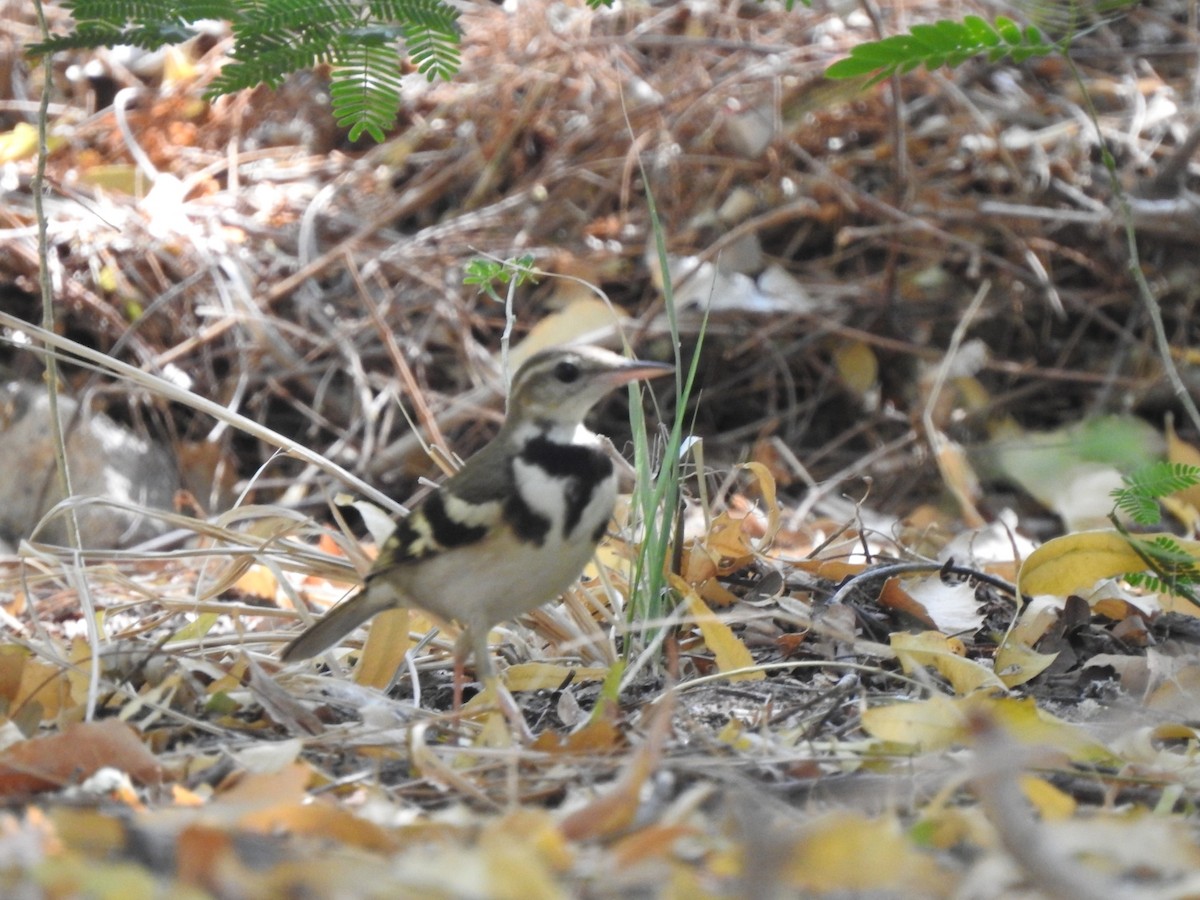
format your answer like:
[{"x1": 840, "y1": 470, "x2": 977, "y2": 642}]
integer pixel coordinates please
[{"x1": 2, "y1": 0, "x2": 1200, "y2": 896}]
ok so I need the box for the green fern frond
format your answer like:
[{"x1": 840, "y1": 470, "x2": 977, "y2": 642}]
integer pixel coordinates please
[
  {"x1": 1128, "y1": 461, "x2": 1200, "y2": 498},
  {"x1": 208, "y1": 33, "x2": 335, "y2": 92},
  {"x1": 1110, "y1": 461, "x2": 1200, "y2": 526},
  {"x1": 228, "y1": 0, "x2": 357, "y2": 34},
  {"x1": 30, "y1": 0, "x2": 462, "y2": 139},
  {"x1": 398, "y1": 0, "x2": 460, "y2": 81},
  {"x1": 1111, "y1": 489, "x2": 1161, "y2": 527},
  {"x1": 402, "y1": 21, "x2": 459, "y2": 81},
  {"x1": 1139, "y1": 534, "x2": 1200, "y2": 570},
  {"x1": 1125, "y1": 534, "x2": 1200, "y2": 605},
  {"x1": 330, "y1": 42, "x2": 405, "y2": 142},
  {"x1": 825, "y1": 15, "x2": 1056, "y2": 83}
]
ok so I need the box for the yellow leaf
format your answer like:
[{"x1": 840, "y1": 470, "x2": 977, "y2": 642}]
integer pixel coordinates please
[
  {"x1": 673, "y1": 576, "x2": 762, "y2": 681},
  {"x1": 234, "y1": 564, "x2": 278, "y2": 600},
  {"x1": 994, "y1": 636, "x2": 1058, "y2": 688},
  {"x1": 985, "y1": 695, "x2": 1113, "y2": 764},
  {"x1": 78, "y1": 163, "x2": 147, "y2": 196},
  {"x1": 738, "y1": 461, "x2": 781, "y2": 546},
  {"x1": 1166, "y1": 419, "x2": 1200, "y2": 516},
  {"x1": 0, "y1": 123, "x2": 39, "y2": 163},
  {"x1": 504, "y1": 662, "x2": 608, "y2": 692},
  {"x1": 1018, "y1": 530, "x2": 1179, "y2": 597},
  {"x1": 509, "y1": 298, "x2": 623, "y2": 369},
  {"x1": 479, "y1": 814, "x2": 566, "y2": 900},
  {"x1": 354, "y1": 608, "x2": 409, "y2": 689},
  {"x1": 861, "y1": 694, "x2": 966, "y2": 751},
  {"x1": 169, "y1": 613, "x2": 220, "y2": 644},
  {"x1": 831, "y1": 339, "x2": 878, "y2": 397},
  {"x1": 935, "y1": 435, "x2": 985, "y2": 528},
  {"x1": 15, "y1": 656, "x2": 73, "y2": 722},
  {"x1": 782, "y1": 811, "x2": 948, "y2": 893},
  {"x1": 716, "y1": 718, "x2": 752, "y2": 751},
  {"x1": 864, "y1": 694, "x2": 1113, "y2": 764},
  {"x1": 1020, "y1": 775, "x2": 1076, "y2": 820},
  {"x1": 890, "y1": 631, "x2": 1006, "y2": 694},
  {"x1": 162, "y1": 46, "x2": 196, "y2": 86}
]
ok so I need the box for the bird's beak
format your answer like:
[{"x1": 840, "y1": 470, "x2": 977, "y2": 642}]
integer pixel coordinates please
[{"x1": 601, "y1": 358, "x2": 674, "y2": 387}]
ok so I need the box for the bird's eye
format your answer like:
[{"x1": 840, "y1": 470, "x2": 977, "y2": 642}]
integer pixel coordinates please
[{"x1": 554, "y1": 360, "x2": 581, "y2": 383}]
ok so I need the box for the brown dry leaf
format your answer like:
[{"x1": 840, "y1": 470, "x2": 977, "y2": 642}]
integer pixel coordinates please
[
  {"x1": 788, "y1": 558, "x2": 868, "y2": 582},
  {"x1": 176, "y1": 824, "x2": 236, "y2": 893},
  {"x1": 530, "y1": 717, "x2": 623, "y2": 755},
  {"x1": 750, "y1": 437, "x2": 795, "y2": 487},
  {"x1": 877, "y1": 577, "x2": 937, "y2": 629},
  {"x1": 559, "y1": 696, "x2": 671, "y2": 841},
  {"x1": 610, "y1": 823, "x2": 696, "y2": 868},
  {"x1": 176, "y1": 439, "x2": 238, "y2": 515},
  {"x1": 315, "y1": 530, "x2": 346, "y2": 558},
  {"x1": 14, "y1": 654, "x2": 75, "y2": 723},
  {"x1": 245, "y1": 661, "x2": 323, "y2": 735},
  {"x1": 213, "y1": 762, "x2": 312, "y2": 810},
  {"x1": 239, "y1": 801, "x2": 399, "y2": 853},
  {"x1": 0, "y1": 720, "x2": 162, "y2": 796}
]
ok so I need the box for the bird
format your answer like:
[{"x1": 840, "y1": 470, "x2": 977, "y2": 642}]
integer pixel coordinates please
[{"x1": 280, "y1": 344, "x2": 673, "y2": 691}]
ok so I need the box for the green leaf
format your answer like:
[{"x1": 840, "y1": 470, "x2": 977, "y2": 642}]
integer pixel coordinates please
[
  {"x1": 35, "y1": 0, "x2": 463, "y2": 140},
  {"x1": 330, "y1": 42, "x2": 404, "y2": 142},
  {"x1": 824, "y1": 15, "x2": 1057, "y2": 82},
  {"x1": 994, "y1": 16, "x2": 1023, "y2": 43},
  {"x1": 825, "y1": 56, "x2": 889, "y2": 79}
]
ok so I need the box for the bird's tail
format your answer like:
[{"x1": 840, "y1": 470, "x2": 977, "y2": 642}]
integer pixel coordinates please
[{"x1": 279, "y1": 586, "x2": 392, "y2": 662}]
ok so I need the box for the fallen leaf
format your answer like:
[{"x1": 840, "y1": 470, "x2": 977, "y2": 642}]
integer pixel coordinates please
[
  {"x1": 890, "y1": 631, "x2": 1005, "y2": 694},
  {"x1": 673, "y1": 576, "x2": 761, "y2": 681},
  {"x1": 0, "y1": 720, "x2": 161, "y2": 796},
  {"x1": 355, "y1": 607, "x2": 410, "y2": 689}
]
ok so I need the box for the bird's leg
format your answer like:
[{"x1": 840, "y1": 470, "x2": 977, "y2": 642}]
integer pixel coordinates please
[
  {"x1": 451, "y1": 631, "x2": 474, "y2": 712},
  {"x1": 467, "y1": 627, "x2": 533, "y2": 742}
]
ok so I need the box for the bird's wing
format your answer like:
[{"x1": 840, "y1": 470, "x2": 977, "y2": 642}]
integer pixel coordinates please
[{"x1": 371, "y1": 440, "x2": 511, "y2": 570}]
